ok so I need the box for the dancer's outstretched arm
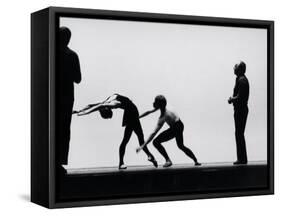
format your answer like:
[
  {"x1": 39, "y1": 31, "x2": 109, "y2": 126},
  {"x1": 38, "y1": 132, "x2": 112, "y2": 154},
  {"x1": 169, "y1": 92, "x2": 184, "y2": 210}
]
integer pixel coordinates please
[
  {"x1": 75, "y1": 94, "x2": 117, "y2": 114},
  {"x1": 78, "y1": 104, "x2": 103, "y2": 116},
  {"x1": 136, "y1": 119, "x2": 164, "y2": 153},
  {"x1": 78, "y1": 100, "x2": 121, "y2": 116},
  {"x1": 75, "y1": 102, "x2": 103, "y2": 114},
  {"x1": 139, "y1": 108, "x2": 157, "y2": 119}
]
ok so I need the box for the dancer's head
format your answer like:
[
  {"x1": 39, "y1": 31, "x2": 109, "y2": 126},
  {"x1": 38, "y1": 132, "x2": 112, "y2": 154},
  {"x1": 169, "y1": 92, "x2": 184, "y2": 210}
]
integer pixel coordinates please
[
  {"x1": 59, "y1": 27, "x2": 71, "y2": 48},
  {"x1": 234, "y1": 61, "x2": 246, "y2": 76},
  {"x1": 153, "y1": 95, "x2": 167, "y2": 110},
  {"x1": 99, "y1": 107, "x2": 113, "y2": 119}
]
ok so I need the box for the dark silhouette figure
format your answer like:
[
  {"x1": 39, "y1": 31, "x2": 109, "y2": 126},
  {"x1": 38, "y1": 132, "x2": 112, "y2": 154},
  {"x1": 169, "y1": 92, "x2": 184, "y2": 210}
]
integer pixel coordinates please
[
  {"x1": 57, "y1": 27, "x2": 81, "y2": 166},
  {"x1": 136, "y1": 95, "x2": 201, "y2": 168},
  {"x1": 228, "y1": 61, "x2": 249, "y2": 165},
  {"x1": 76, "y1": 94, "x2": 158, "y2": 170}
]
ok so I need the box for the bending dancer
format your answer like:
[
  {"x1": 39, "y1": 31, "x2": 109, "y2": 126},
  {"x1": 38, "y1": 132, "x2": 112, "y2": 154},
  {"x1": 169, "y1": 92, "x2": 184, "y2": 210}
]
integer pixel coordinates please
[
  {"x1": 136, "y1": 95, "x2": 201, "y2": 168},
  {"x1": 76, "y1": 94, "x2": 158, "y2": 169}
]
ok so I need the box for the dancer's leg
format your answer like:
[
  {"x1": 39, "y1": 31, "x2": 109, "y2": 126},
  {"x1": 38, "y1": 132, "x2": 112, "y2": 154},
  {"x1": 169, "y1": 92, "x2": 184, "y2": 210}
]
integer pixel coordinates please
[
  {"x1": 133, "y1": 121, "x2": 158, "y2": 167},
  {"x1": 119, "y1": 126, "x2": 133, "y2": 169},
  {"x1": 133, "y1": 121, "x2": 154, "y2": 159},
  {"x1": 153, "y1": 128, "x2": 175, "y2": 166},
  {"x1": 175, "y1": 132, "x2": 199, "y2": 165}
]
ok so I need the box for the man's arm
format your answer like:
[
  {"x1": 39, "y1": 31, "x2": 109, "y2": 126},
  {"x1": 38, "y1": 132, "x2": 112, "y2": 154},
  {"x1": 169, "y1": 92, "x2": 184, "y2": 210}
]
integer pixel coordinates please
[
  {"x1": 73, "y1": 53, "x2": 81, "y2": 84},
  {"x1": 228, "y1": 78, "x2": 247, "y2": 104},
  {"x1": 139, "y1": 108, "x2": 157, "y2": 119},
  {"x1": 136, "y1": 118, "x2": 164, "y2": 152}
]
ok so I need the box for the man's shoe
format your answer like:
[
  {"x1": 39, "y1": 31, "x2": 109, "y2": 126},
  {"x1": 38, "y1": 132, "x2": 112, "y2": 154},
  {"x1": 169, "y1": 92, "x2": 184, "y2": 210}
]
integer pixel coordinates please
[{"x1": 195, "y1": 162, "x2": 201, "y2": 166}]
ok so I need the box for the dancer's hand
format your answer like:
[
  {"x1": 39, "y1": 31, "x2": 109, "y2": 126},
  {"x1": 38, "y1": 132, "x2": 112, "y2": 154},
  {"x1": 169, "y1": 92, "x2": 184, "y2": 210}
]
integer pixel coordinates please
[
  {"x1": 72, "y1": 110, "x2": 79, "y2": 114},
  {"x1": 77, "y1": 112, "x2": 86, "y2": 116},
  {"x1": 228, "y1": 97, "x2": 233, "y2": 104},
  {"x1": 136, "y1": 146, "x2": 142, "y2": 153},
  {"x1": 84, "y1": 104, "x2": 93, "y2": 110}
]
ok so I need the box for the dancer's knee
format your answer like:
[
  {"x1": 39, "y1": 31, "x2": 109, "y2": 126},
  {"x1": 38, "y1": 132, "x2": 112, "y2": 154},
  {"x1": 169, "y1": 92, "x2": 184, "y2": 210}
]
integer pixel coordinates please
[
  {"x1": 153, "y1": 139, "x2": 160, "y2": 148},
  {"x1": 138, "y1": 137, "x2": 145, "y2": 146},
  {"x1": 235, "y1": 130, "x2": 243, "y2": 137},
  {"x1": 177, "y1": 142, "x2": 190, "y2": 151},
  {"x1": 177, "y1": 144, "x2": 184, "y2": 150}
]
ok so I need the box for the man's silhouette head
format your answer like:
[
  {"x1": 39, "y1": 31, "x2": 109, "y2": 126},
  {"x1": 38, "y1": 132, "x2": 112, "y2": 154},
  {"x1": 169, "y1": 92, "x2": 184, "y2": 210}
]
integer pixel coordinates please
[
  {"x1": 153, "y1": 95, "x2": 167, "y2": 110},
  {"x1": 234, "y1": 61, "x2": 246, "y2": 76},
  {"x1": 59, "y1": 27, "x2": 71, "y2": 48}
]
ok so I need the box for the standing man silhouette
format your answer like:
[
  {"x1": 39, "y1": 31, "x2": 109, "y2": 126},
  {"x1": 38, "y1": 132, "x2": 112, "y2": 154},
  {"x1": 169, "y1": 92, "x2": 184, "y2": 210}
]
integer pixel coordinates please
[
  {"x1": 57, "y1": 27, "x2": 81, "y2": 167},
  {"x1": 228, "y1": 61, "x2": 249, "y2": 165}
]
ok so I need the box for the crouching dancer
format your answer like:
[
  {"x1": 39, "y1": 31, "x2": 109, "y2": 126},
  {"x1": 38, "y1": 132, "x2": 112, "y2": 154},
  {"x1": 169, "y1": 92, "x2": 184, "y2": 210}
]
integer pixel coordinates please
[{"x1": 136, "y1": 95, "x2": 201, "y2": 168}]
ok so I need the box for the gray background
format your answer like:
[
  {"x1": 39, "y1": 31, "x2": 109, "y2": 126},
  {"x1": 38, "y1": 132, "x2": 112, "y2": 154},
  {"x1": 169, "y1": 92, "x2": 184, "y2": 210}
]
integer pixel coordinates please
[{"x1": 60, "y1": 17, "x2": 267, "y2": 169}]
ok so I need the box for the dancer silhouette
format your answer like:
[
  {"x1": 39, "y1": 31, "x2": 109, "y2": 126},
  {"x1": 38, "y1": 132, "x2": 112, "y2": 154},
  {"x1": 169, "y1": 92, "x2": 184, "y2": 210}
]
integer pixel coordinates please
[
  {"x1": 136, "y1": 95, "x2": 201, "y2": 168},
  {"x1": 76, "y1": 94, "x2": 158, "y2": 169}
]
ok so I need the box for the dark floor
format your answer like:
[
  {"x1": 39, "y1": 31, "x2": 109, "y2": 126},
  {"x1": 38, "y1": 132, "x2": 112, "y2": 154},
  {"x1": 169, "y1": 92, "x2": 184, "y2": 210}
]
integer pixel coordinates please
[{"x1": 57, "y1": 162, "x2": 268, "y2": 203}]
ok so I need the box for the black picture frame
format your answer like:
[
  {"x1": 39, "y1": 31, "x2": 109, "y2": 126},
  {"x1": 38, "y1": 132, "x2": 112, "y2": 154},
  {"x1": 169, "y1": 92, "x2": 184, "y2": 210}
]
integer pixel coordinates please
[{"x1": 31, "y1": 6, "x2": 274, "y2": 208}]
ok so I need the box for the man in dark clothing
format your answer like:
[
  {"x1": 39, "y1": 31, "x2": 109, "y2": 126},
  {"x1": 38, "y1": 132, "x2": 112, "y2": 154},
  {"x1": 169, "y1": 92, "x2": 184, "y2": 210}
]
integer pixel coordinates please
[
  {"x1": 228, "y1": 61, "x2": 249, "y2": 165},
  {"x1": 57, "y1": 27, "x2": 81, "y2": 166}
]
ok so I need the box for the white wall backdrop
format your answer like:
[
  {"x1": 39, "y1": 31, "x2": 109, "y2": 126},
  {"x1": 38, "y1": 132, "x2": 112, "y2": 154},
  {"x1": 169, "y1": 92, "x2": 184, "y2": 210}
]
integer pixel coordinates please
[{"x1": 60, "y1": 17, "x2": 267, "y2": 168}]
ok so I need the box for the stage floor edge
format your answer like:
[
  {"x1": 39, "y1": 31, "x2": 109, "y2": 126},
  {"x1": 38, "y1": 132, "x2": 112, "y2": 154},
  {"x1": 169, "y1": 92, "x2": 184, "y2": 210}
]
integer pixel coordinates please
[{"x1": 65, "y1": 161, "x2": 267, "y2": 176}]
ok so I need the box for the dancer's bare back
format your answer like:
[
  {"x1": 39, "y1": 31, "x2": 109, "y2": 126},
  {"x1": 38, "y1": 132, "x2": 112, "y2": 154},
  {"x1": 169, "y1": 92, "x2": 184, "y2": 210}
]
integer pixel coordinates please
[{"x1": 158, "y1": 108, "x2": 180, "y2": 127}]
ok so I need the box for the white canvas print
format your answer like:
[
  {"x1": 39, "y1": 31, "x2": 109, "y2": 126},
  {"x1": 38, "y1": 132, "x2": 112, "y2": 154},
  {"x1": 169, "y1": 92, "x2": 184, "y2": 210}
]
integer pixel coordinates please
[{"x1": 58, "y1": 17, "x2": 267, "y2": 172}]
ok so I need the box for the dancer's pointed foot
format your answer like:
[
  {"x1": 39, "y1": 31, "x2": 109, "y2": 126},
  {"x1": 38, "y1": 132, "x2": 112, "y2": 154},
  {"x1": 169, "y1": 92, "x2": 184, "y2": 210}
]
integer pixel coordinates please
[
  {"x1": 163, "y1": 160, "x2": 172, "y2": 168},
  {"x1": 195, "y1": 161, "x2": 201, "y2": 166},
  {"x1": 148, "y1": 157, "x2": 158, "y2": 168},
  {"x1": 119, "y1": 164, "x2": 127, "y2": 170}
]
